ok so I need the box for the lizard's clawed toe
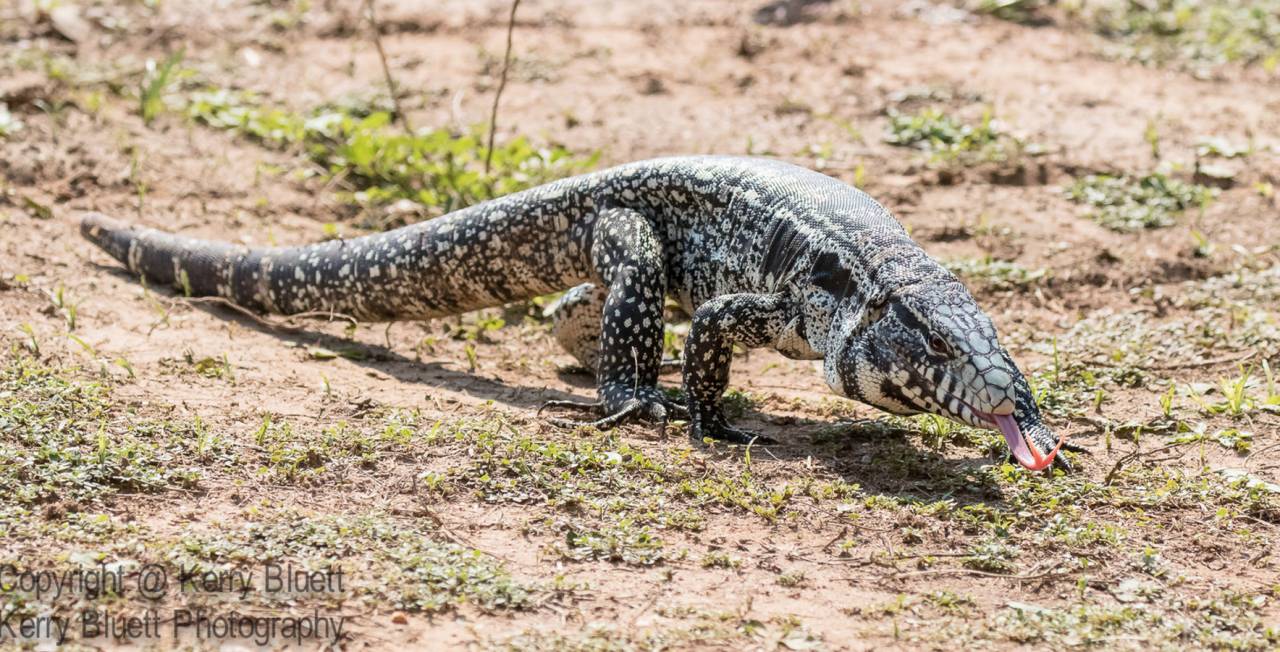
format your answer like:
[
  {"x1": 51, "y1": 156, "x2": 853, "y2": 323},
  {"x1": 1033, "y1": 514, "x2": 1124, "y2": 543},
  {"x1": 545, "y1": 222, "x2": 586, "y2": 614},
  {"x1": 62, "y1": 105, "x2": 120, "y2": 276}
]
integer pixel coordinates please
[
  {"x1": 541, "y1": 389, "x2": 675, "y2": 433},
  {"x1": 689, "y1": 413, "x2": 776, "y2": 446},
  {"x1": 1051, "y1": 452, "x2": 1074, "y2": 473},
  {"x1": 537, "y1": 397, "x2": 604, "y2": 417},
  {"x1": 658, "y1": 394, "x2": 689, "y2": 418}
]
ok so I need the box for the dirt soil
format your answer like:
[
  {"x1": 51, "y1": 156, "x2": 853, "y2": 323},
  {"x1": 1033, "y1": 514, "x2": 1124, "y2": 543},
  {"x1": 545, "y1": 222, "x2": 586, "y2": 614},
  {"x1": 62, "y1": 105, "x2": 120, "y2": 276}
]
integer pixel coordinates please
[{"x1": 2, "y1": 0, "x2": 1279, "y2": 650}]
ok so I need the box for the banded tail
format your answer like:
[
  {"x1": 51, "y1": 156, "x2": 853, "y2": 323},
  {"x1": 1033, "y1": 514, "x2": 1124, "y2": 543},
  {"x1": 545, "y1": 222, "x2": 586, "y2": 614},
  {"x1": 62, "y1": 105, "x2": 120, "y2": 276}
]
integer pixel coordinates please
[{"x1": 80, "y1": 201, "x2": 592, "y2": 321}]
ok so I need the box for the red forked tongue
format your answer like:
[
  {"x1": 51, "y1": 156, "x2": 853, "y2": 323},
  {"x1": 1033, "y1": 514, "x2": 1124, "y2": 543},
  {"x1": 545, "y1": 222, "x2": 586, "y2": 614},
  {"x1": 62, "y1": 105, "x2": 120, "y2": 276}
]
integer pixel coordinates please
[{"x1": 993, "y1": 414, "x2": 1063, "y2": 471}]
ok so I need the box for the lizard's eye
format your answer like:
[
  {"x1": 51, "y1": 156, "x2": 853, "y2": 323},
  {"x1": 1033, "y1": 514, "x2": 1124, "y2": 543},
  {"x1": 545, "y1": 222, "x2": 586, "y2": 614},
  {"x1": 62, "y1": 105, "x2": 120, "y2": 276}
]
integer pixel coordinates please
[{"x1": 927, "y1": 334, "x2": 950, "y2": 356}]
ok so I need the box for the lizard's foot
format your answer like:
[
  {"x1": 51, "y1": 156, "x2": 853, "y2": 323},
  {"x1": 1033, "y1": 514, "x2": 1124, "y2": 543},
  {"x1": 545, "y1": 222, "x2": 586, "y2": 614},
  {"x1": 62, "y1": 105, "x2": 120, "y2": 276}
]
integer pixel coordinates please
[
  {"x1": 540, "y1": 387, "x2": 686, "y2": 431},
  {"x1": 688, "y1": 411, "x2": 776, "y2": 446}
]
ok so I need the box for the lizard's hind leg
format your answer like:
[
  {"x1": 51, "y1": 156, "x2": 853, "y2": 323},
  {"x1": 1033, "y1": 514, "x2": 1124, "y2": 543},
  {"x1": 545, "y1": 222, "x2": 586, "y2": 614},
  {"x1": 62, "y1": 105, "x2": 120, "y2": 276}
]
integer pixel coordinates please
[
  {"x1": 541, "y1": 208, "x2": 684, "y2": 430},
  {"x1": 546, "y1": 282, "x2": 680, "y2": 375},
  {"x1": 546, "y1": 283, "x2": 607, "y2": 373}
]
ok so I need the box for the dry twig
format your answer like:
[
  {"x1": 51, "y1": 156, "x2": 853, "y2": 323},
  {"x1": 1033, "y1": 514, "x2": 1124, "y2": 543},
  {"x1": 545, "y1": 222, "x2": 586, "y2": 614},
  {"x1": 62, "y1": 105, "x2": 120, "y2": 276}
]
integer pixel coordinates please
[
  {"x1": 484, "y1": 0, "x2": 521, "y2": 175},
  {"x1": 174, "y1": 295, "x2": 357, "y2": 333},
  {"x1": 363, "y1": 0, "x2": 413, "y2": 134}
]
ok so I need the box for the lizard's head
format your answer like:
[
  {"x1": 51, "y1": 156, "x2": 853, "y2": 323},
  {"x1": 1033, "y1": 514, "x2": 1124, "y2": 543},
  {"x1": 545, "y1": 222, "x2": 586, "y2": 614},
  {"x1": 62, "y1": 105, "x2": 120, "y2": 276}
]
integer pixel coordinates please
[{"x1": 823, "y1": 281, "x2": 1067, "y2": 471}]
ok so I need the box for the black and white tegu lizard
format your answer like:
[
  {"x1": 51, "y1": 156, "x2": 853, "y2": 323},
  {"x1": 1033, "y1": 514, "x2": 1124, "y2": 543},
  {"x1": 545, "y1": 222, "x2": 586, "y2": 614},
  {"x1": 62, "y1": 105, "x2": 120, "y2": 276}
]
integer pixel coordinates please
[{"x1": 81, "y1": 155, "x2": 1075, "y2": 470}]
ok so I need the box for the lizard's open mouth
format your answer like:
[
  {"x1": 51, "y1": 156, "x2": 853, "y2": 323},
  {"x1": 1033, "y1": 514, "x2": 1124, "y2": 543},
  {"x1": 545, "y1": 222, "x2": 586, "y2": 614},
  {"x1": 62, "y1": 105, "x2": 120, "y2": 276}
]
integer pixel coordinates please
[{"x1": 972, "y1": 409, "x2": 1063, "y2": 471}]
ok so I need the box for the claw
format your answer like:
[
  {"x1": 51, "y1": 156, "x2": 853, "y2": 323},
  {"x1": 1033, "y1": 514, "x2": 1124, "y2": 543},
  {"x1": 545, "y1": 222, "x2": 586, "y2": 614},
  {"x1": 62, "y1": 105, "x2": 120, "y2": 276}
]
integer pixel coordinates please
[
  {"x1": 537, "y1": 398, "x2": 604, "y2": 417},
  {"x1": 547, "y1": 401, "x2": 644, "y2": 430},
  {"x1": 1045, "y1": 435, "x2": 1090, "y2": 472},
  {"x1": 1051, "y1": 449, "x2": 1074, "y2": 473},
  {"x1": 541, "y1": 392, "x2": 675, "y2": 433},
  {"x1": 693, "y1": 429, "x2": 777, "y2": 446},
  {"x1": 658, "y1": 394, "x2": 689, "y2": 418},
  {"x1": 689, "y1": 416, "x2": 777, "y2": 446}
]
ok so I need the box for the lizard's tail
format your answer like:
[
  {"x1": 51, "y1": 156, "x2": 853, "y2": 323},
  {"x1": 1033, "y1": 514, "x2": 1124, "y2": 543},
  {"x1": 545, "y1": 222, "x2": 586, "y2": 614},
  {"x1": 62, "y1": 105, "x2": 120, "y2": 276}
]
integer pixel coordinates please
[
  {"x1": 81, "y1": 212, "x2": 268, "y2": 307},
  {"x1": 80, "y1": 210, "x2": 586, "y2": 321}
]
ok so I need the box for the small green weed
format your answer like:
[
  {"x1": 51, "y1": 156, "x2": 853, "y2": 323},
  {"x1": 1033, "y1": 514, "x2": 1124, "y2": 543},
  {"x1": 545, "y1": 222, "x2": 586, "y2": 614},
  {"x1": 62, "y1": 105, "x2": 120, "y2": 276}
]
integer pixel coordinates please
[
  {"x1": 972, "y1": 0, "x2": 1048, "y2": 24},
  {"x1": 1185, "y1": 364, "x2": 1280, "y2": 418},
  {"x1": 138, "y1": 51, "x2": 186, "y2": 125},
  {"x1": 173, "y1": 513, "x2": 533, "y2": 613},
  {"x1": 184, "y1": 89, "x2": 596, "y2": 224},
  {"x1": 1088, "y1": 0, "x2": 1280, "y2": 72},
  {"x1": 183, "y1": 350, "x2": 235, "y2": 382},
  {"x1": 700, "y1": 551, "x2": 742, "y2": 569},
  {"x1": 885, "y1": 107, "x2": 1024, "y2": 164},
  {"x1": 777, "y1": 571, "x2": 808, "y2": 588},
  {"x1": 963, "y1": 538, "x2": 1020, "y2": 573},
  {"x1": 1066, "y1": 172, "x2": 1215, "y2": 231},
  {"x1": 557, "y1": 520, "x2": 668, "y2": 566},
  {"x1": 945, "y1": 257, "x2": 1048, "y2": 291},
  {"x1": 249, "y1": 415, "x2": 384, "y2": 484},
  {"x1": 1197, "y1": 136, "x2": 1251, "y2": 158},
  {"x1": 47, "y1": 283, "x2": 78, "y2": 330},
  {"x1": 0, "y1": 355, "x2": 203, "y2": 506}
]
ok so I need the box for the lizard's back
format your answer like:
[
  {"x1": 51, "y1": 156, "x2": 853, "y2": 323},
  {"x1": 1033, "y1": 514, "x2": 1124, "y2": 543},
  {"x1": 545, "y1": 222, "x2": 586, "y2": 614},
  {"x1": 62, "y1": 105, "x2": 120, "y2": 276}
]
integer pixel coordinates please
[{"x1": 81, "y1": 156, "x2": 932, "y2": 320}]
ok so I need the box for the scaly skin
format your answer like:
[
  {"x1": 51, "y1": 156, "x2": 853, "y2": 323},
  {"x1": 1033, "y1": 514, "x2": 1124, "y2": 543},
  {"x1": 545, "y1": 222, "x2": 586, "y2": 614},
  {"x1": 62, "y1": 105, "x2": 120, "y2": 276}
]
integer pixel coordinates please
[{"x1": 80, "y1": 155, "x2": 1075, "y2": 470}]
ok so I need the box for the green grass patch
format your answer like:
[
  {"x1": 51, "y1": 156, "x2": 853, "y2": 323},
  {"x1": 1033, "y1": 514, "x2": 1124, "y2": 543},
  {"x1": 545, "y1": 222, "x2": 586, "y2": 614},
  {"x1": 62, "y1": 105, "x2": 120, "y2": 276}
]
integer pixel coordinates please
[
  {"x1": 1066, "y1": 172, "x2": 1215, "y2": 231},
  {"x1": 0, "y1": 353, "x2": 205, "y2": 506},
  {"x1": 247, "y1": 409, "x2": 434, "y2": 484},
  {"x1": 1087, "y1": 0, "x2": 1280, "y2": 72},
  {"x1": 945, "y1": 257, "x2": 1049, "y2": 292},
  {"x1": 1027, "y1": 267, "x2": 1280, "y2": 397},
  {"x1": 885, "y1": 107, "x2": 1027, "y2": 165},
  {"x1": 249, "y1": 416, "x2": 373, "y2": 484},
  {"x1": 872, "y1": 584, "x2": 1276, "y2": 649},
  {"x1": 962, "y1": 538, "x2": 1019, "y2": 573},
  {"x1": 555, "y1": 519, "x2": 668, "y2": 566},
  {"x1": 991, "y1": 591, "x2": 1278, "y2": 649},
  {"x1": 905, "y1": 413, "x2": 1004, "y2": 456},
  {"x1": 973, "y1": 1, "x2": 1280, "y2": 73},
  {"x1": 172, "y1": 512, "x2": 533, "y2": 613},
  {"x1": 419, "y1": 416, "x2": 862, "y2": 564},
  {"x1": 183, "y1": 89, "x2": 596, "y2": 224}
]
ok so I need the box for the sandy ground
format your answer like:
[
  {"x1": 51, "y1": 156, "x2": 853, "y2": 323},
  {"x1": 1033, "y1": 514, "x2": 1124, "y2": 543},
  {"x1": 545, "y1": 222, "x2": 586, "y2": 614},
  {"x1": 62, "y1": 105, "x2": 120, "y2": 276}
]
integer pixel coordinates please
[{"x1": 1, "y1": 0, "x2": 1279, "y2": 649}]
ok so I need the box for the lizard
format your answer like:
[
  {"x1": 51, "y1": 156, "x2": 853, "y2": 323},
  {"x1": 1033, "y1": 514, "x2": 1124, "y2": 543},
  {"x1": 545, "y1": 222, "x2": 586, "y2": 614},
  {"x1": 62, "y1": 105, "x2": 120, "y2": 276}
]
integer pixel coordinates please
[{"x1": 80, "y1": 155, "x2": 1076, "y2": 471}]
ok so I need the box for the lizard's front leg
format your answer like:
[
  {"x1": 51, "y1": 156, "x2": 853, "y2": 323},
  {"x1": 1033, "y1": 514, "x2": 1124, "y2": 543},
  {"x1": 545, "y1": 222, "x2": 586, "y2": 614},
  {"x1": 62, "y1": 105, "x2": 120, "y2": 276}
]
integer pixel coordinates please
[
  {"x1": 684, "y1": 293, "x2": 792, "y2": 444},
  {"x1": 542, "y1": 208, "x2": 682, "y2": 429}
]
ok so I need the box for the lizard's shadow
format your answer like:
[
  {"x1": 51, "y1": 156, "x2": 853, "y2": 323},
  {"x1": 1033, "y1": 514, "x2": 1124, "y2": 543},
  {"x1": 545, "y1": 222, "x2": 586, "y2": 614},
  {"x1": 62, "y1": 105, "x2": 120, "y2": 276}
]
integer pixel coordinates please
[
  {"x1": 117, "y1": 277, "x2": 587, "y2": 410},
  {"x1": 108, "y1": 267, "x2": 1007, "y2": 500},
  {"x1": 718, "y1": 414, "x2": 1009, "y2": 504}
]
